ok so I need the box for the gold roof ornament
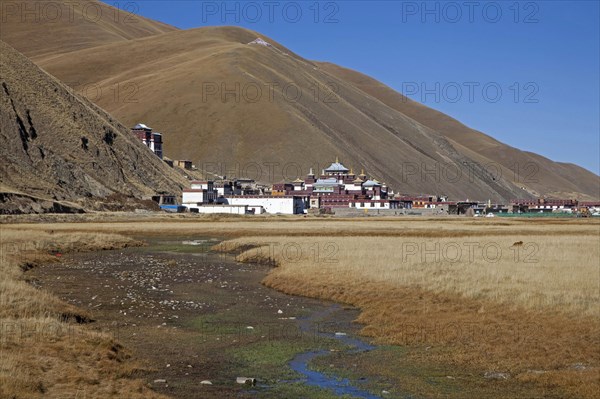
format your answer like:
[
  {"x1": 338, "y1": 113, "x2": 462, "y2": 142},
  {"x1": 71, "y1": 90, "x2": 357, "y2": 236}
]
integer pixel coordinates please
[{"x1": 335, "y1": 156, "x2": 339, "y2": 163}]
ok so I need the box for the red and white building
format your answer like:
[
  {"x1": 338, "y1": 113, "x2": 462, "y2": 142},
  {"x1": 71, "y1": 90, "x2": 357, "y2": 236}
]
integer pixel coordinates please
[
  {"x1": 272, "y1": 158, "x2": 400, "y2": 212},
  {"x1": 131, "y1": 123, "x2": 163, "y2": 159}
]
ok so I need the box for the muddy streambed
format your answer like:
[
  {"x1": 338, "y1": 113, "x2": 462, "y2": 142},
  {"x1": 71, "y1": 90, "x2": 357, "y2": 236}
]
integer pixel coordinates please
[{"x1": 27, "y1": 237, "x2": 399, "y2": 398}]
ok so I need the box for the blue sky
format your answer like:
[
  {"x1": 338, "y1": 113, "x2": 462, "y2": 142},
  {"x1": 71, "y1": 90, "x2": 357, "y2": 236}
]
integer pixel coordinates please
[{"x1": 108, "y1": 1, "x2": 599, "y2": 174}]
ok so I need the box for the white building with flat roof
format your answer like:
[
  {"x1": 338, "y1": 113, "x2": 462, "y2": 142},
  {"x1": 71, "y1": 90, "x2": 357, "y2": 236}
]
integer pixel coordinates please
[
  {"x1": 223, "y1": 196, "x2": 304, "y2": 215},
  {"x1": 182, "y1": 181, "x2": 218, "y2": 208},
  {"x1": 181, "y1": 180, "x2": 305, "y2": 215},
  {"x1": 188, "y1": 204, "x2": 249, "y2": 214}
]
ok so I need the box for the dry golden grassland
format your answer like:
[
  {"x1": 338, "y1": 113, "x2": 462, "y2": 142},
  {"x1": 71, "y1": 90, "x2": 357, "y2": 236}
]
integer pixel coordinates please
[
  {"x1": 1, "y1": 215, "x2": 599, "y2": 398},
  {"x1": 219, "y1": 234, "x2": 599, "y2": 315},
  {"x1": 0, "y1": 227, "x2": 168, "y2": 399},
  {"x1": 211, "y1": 218, "x2": 600, "y2": 398}
]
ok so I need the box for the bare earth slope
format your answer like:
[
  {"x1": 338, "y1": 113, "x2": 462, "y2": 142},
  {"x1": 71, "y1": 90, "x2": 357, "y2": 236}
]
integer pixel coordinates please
[
  {"x1": 317, "y1": 62, "x2": 600, "y2": 200},
  {"x1": 0, "y1": 0, "x2": 177, "y2": 60},
  {"x1": 0, "y1": 40, "x2": 187, "y2": 213},
  {"x1": 1, "y1": 1, "x2": 597, "y2": 201},
  {"x1": 29, "y1": 26, "x2": 536, "y2": 201}
]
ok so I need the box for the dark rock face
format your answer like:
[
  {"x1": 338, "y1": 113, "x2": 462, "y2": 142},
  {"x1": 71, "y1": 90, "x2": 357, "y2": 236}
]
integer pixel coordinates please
[
  {"x1": 0, "y1": 193, "x2": 84, "y2": 215},
  {"x1": 0, "y1": 41, "x2": 187, "y2": 213}
]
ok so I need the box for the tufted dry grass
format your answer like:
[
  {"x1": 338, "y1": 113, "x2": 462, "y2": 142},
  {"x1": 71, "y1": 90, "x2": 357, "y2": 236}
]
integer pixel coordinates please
[
  {"x1": 2, "y1": 215, "x2": 599, "y2": 397},
  {"x1": 212, "y1": 219, "x2": 600, "y2": 398},
  {"x1": 0, "y1": 227, "x2": 165, "y2": 399}
]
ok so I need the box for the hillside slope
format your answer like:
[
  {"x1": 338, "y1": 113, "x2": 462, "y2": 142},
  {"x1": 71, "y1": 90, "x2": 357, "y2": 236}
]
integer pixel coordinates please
[
  {"x1": 0, "y1": 0, "x2": 177, "y2": 60},
  {"x1": 31, "y1": 26, "x2": 537, "y2": 201},
  {"x1": 317, "y1": 62, "x2": 600, "y2": 200},
  {"x1": 0, "y1": 40, "x2": 187, "y2": 213},
  {"x1": 1, "y1": 1, "x2": 597, "y2": 201}
]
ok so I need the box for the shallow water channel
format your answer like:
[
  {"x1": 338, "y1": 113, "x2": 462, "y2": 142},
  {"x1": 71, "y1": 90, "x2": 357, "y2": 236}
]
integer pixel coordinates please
[
  {"x1": 30, "y1": 237, "x2": 392, "y2": 398},
  {"x1": 289, "y1": 304, "x2": 384, "y2": 399}
]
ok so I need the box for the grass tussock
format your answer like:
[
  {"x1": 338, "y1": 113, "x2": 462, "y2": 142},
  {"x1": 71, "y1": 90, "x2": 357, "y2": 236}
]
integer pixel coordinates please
[
  {"x1": 212, "y1": 221, "x2": 600, "y2": 399},
  {"x1": 0, "y1": 227, "x2": 165, "y2": 399},
  {"x1": 2, "y1": 216, "x2": 599, "y2": 398},
  {"x1": 215, "y1": 235, "x2": 599, "y2": 315}
]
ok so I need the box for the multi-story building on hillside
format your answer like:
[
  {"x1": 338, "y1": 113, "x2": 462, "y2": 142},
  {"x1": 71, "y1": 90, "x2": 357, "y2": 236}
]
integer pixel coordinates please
[{"x1": 131, "y1": 123, "x2": 163, "y2": 159}]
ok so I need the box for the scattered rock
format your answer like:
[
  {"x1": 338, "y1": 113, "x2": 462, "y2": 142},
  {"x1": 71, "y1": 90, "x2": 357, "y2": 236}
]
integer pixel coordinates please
[
  {"x1": 200, "y1": 380, "x2": 212, "y2": 385},
  {"x1": 153, "y1": 379, "x2": 167, "y2": 384},
  {"x1": 248, "y1": 38, "x2": 272, "y2": 47},
  {"x1": 236, "y1": 377, "x2": 257, "y2": 385},
  {"x1": 484, "y1": 371, "x2": 510, "y2": 380},
  {"x1": 334, "y1": 332, "x2": 347, "y2": 336},
  {"x1": 182, "y1": 240, "x2": 206, "y2": 246},
  {"x1": 526, "y1": 369, "x2": 546, "y2": 375}
]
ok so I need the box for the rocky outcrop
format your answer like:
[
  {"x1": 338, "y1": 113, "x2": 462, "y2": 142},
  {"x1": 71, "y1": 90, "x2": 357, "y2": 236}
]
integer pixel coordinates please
[{"x1": 0, "y1": 40, "x2": 187, "y2": 213}]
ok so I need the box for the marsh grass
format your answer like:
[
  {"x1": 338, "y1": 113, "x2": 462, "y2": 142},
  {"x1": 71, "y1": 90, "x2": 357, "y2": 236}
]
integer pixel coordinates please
[
  {"x1": 210, "y1": 219, "x2": 600, "y2": 398},
  {"x1": 2, "y1": 216, "x2": 599, "y2": 398},
  {"x1": 0, "y1": 227, "x2": 165, "y2": 398},
  {"x1": 216, "y1": 235, "x2": 600, "y2": 316}
]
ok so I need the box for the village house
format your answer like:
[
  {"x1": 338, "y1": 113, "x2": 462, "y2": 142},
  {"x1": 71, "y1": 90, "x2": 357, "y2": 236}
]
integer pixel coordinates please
[
  {"x1": 174, "y1": 160, "x2": 193, "y2": 170},
  {"x1": 176, "y1": 158, "x2": 596, "y2": 217},
  {"x1": 270, "y1": 158, "x2": 401, "y2": 213},
  {"x1": 181, "y1": 178, "x2": 301, "y2": 214},
  {"x1": 131, "y1": 123, "x2": 163, "y2": 159},
  {"x1": 182, "y1": 181, "x2": 219, "y2": 206},
  {"x1": 511, "y1": 198, "x2": 578, "y2": 213}
]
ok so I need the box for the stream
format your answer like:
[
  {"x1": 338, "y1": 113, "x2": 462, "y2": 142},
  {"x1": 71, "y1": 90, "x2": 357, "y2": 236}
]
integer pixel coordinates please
[
  {"x1": 289, "y1": 305, "x2": 384, "y2": 399},
  {"x1": 183, "y1": 238, "x2": 387, "y2": 397},
  {"x1": 30, "y1": 237, "x2": 391, "y2": 398}
]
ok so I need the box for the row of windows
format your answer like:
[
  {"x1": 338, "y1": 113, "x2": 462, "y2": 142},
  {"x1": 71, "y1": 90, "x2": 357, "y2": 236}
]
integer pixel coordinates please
[{"x1": 351, "y1": 202, "x2": 383, "y2": 207}]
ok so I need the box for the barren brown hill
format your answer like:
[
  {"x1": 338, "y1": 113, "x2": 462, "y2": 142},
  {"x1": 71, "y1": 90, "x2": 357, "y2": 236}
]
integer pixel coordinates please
[
  {"x1": 20, "y1": 27, "x2": 528, "y2": 201},
  {"x1": 2, "y1": 1, "x2": 597, "y2": 201},
  {"x1": 318, "y1": 62, "x2": 600, "y2": 200},
  {"x1": 0, "y1": 0, "x2": 177, "y2": 60},
  {"x1": 0, "y1": 40, "x2": 187, "y2": 213}
]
